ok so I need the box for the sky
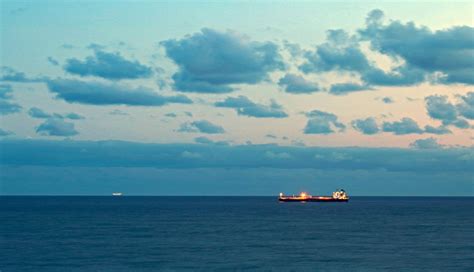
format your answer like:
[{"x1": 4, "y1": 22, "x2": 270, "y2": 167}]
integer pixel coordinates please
[{"x1": 0, "y1": 0, "x2": 473, "y2": 195}]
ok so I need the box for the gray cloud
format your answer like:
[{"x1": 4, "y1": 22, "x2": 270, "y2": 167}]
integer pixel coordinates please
[
  {"x1": 304, "y1": 110, "x2": 346, "y2": 134},
  {"x1": 28, "y1": 107, "x2": 85, "y2": 120},
  {"x1": 425, "y1": 94, "x2": 472, "y2": 128},
  {"x1": 64, "y1": 113, "x2": 85, "y2": 120},
  {"x1": 300, "y1": 29, "x2": 425, "y2": 88},
  {"x1": 64, "y1": 50, "x2": 153, "y2": 80},
  {"x1": 300, "y1": 10, "x2": 474, "y2": 88},
  {"x1": 0, "y1": 66, "x2": 43, "y2": 82},
  {"x1": 457, "y1": 92, "x2": 474, "y2": 120},
  {"x1": 360, "y1": 9, "x2": 474, "y2": 85},
  {"x1": 215, "y1": 96, "x2": 288, "y2": 118},
  {"x1": 382, "y1": 117, "x2": 423, "y2": 135},
  {"x1": 0, "y1": 101, "x2": 21, "y2": 115},
  {"x1": 382, "y1": 97, "x2": 394, "y2": 104},
  {"x1": 410, "y1": 138, "x2": 442, "y2": 149},
  {"x1": 194, "y1": 136, "x2": 229, "y2": 146},
  {"x1": 329, "y1": 82, "x2": 372, "y2": 95},
  {"x1": 36, "y1": 118, "x2": 79, "y2": 137},
  {"x1": 46, "y1": 79, "x2": 192, "y2": 106},
  {"x1": 352, "y1": 116, "x2": 453, "y2": 135},
  {"x1": 161, "y1": 28, "x2": 285, "y2": 93},
  {"x1": 0, "y1": 128, "x2": 13, "y2": 136},
  {"x1": 165, "y1": 113, "x2": 177, "y2": 118},
  {"x1": 264, "y1": 151, "x2": 292, "y2": 159},
  {"x1": 28, "y1": 107, "x2": 52, "y2": 118},
  {"x1": 2, "y1": 139, "x2": 472, "y2": 173},
  {"x1": 352, "y1": 117, "x2": 379, "y2": 135},
  {"x1": 424, "y1": 125, "x2": 452, "y2": 135},
  {"x1": 0, "y1": 84, "x2": 22, "y2": 115},
  {"x1": 47, "y1": 57, "x2": 59, "y2": 66},
  {"x1": 0, "y1": 84, "x2": 13, "y2": 99},
  {"x1": 278, "y1": 73, "x2": 320, "y2": 94},
  {"x1": 178, "y1": 120, "x2": 225, "y2": 134},
  {"x1": 425, "y1": 95, "x2": 457, "y2": 122}
]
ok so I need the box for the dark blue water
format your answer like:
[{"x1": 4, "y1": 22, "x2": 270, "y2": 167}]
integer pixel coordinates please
[{"x1": 1, "y1": 197, "x2": 473, "y2": 271}]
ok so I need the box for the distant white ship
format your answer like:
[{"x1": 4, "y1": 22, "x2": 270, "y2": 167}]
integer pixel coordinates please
[{"x1": 112, "y1": 192, "x2": 123, "y2": 196}]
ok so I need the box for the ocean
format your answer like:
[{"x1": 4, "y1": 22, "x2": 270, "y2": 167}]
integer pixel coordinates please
[{"x1": 1, "y1": 196, "x2": 473, "y2": 271}]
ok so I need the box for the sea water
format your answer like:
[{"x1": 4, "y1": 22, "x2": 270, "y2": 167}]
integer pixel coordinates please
[{"x1": 1, "y1": 196, "x2": 473, "y2": 271}]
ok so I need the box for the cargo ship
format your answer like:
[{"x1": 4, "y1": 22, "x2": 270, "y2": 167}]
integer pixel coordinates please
[{"x1": 279, "y1": 189, "x2": 349, "y2": 202}]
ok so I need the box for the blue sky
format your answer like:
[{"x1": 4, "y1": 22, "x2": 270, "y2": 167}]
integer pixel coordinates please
[{"x1": 0, "y1": 1, "x2": 473, "y2": 195}]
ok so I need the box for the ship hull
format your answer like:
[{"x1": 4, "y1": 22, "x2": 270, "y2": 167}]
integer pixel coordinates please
[{"x1": 279, "y1": 197, "x2": 348, "y2": 202}]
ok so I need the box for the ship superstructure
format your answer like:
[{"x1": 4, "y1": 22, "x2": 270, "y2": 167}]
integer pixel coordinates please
[{"x1": 279, "y1": 189, "x2": 348, "y2": 202}]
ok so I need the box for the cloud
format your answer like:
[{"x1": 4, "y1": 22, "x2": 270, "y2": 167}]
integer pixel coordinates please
[
  {"x1": 304, "y1": 110, "x2": 346, "y2": 134},
  {"x1": 109, "y1": 109, "x2": 129, "y2": 116},
  {"x1": 28, "y1": 107, "x2": 85, "y2": 120},
  {"x1": 0, "y1": 128, "x2": 13, "y2": 136},
  {"x1": 361, "y1": 65, "x2": 425, "y2": 86},
  {"x1": 87, "y1": 43, "x2": 106, "y2": 51},
  {"x1": 161, "y1": 28, "x2": 285, "y2": 93},
  {"x1": 424, "y1": 125, "x2": 452, "y2": 135},
  {"x1": 178, "y1": 120, "x2": 225, "y2": 134},
  {"x1": 165, "y1": 113, "x2": 177, "y2": 118},
  {"x1": 382, "y1": 117, "x2": 423, "y2": 135},
  {"x1": 36, "y1": 118, "x2": 79, "y2": 137},
  {"x1": 352, "y1": 117, "x2": 379, "y2": 135},
  {"x1": 300, "y1": 10, "x2": 474, "y2": 87},
  {"x1": 0, "y1": 84, "x2": 22, "y2": 115},
  {"x1": 359, "y1": 9, "x2": 474, "y2": 85},
  {"x1": 28, "y1": 107, "x2": 52, "y2": 118},
  {"x1": 0, "y1": 66, "x2": 43, "y2": 82},
  {"x1": 47, "y1": 57, "x2": 59, "y2": 66},
  {"x1": 425, "y1": 95, "x2": 457, "y2": 122},
  {"x1": 63, "y1": 50, "x2": 153, "y2": 80},
  {"x1": 457, "y1": 92, "x2": 474, "y2": 120},
  {"x1": 425, "y1": 94, "x2": 472, "y2": 128},
  {"x1": 352, "y1": 117, "x2": 452, "y2": 135},
  {"x1": 329, "y1": 82, "x2": 371, "y2": 95},
  {"x1": 300, "y1": 29, "x2": 370, "y2": 73},
  {"x1": 300, "y1": 29, "x2": 425, "y2": 88},
  {"x1": 64, "y1": 113, "x2": 85, "y2": 120},
  {"x1": 215, "y1": 96, "x2": 288, "y2": 118},
  {"x1": 46, "y1": 79, "x2": 192, "y2": 106},
  {"x1": 410, "y1": 138, "x2": 442, "y2": 149},
  {"x1": 283, "y1": 40, "x2": 303, "y2": 57},
  {"x1": 265, "y1": 134, "x2": 277, "y2": 139},
  {"x1": 194, "y1": 136, "x2": 229, "y2": 146},
  {"x1": 0, "y1": 84, "x2": 13, "y2": 99},
  {"x1": 264, "y1": 151, "x2": 292, "y2": 159},
  {"x1": 278, "y1": 74, "x2": 320, "y2": 94},
  {"x1": 449, "y1": 118, "x2": 470, "y2": 129},
  {"x1": 2, "y1": 139, "x2": 472, "y2": 173},
  {"x1": 382, "y1": 97, "x2": 394, "y2": 104},
  {"x1": 0, "y1": 101, "x2": 22, "y2": 115}
]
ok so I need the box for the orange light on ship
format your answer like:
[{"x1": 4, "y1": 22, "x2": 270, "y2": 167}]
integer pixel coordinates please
[{"x1": 300, "y1": 192, "x2": 307, "y2": 198}]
